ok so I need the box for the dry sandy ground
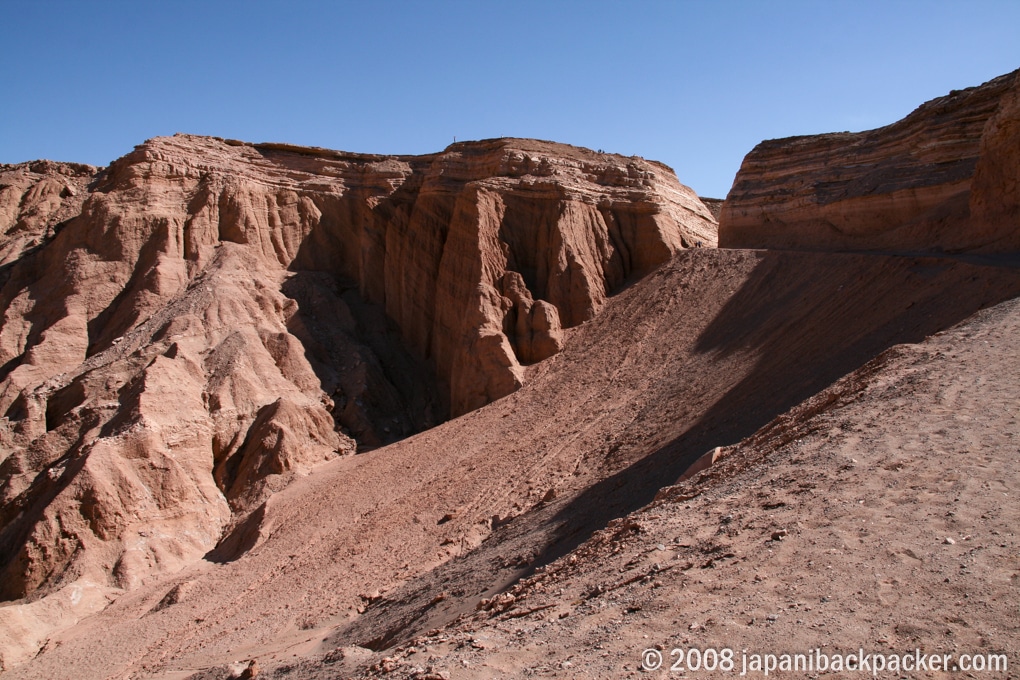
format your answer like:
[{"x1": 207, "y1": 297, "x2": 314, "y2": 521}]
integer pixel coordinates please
[
  {"x1": 4, "y1": 249, "x2": 1020, "y2": 679},
  {"x1": 339, "y1": 292, "x2": 1020, "y2": 680}
]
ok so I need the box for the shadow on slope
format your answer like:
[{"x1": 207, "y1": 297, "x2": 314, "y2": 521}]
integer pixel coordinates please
[
  {"x1": 535, "y1": 251, "x2": 1020, "y2": 568},
  {"x1": 336, "y1": 249, "x2": 1020, "y2": 653}
]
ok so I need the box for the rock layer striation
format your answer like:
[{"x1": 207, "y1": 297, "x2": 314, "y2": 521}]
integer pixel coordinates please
[{"x1": 719, "y1": 69, "x2": 1020, "y2": 252}]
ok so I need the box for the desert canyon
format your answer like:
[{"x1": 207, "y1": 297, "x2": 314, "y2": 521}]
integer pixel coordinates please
[{"x1": 0, "y1": 68, "x2": 1017, "y2": 679}]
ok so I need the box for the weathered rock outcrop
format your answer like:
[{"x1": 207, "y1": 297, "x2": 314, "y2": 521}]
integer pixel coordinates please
[
  {"x1": 0, "y1": 161, "x2": 97, "y2": 280},
  {"x1": 970, "y1": 73, "x2": 1020, "y2": 248},
  {"x1": 0, "y1": 135, "x2": 715, "y2": 610},
  {"x1": 719, "y1": 68, "x2": 1020, "y2": 252}
]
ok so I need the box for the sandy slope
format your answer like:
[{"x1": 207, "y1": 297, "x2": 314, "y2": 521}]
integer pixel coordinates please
[
  {"x1": 347, "y1": 293, "x2": 1020, "y2": 679},
  {"x1": 6, "y1": 248, "x2": 1019, "y2": 679}
]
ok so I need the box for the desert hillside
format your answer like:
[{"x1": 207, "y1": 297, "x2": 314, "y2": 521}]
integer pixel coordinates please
[
  {"x1": 1, "y1": 68, "x2": 1018, "y2": 679},
  {"x1": 325, "y1": 284, "x2": 1020, "y2": 680},
  {"x1": 0, "y1": 135, "x2": 714, "y2": 624}
]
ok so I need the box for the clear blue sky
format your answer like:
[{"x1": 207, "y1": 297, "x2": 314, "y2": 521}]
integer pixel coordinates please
[{"x1": 2, "y1": 1, "x2": 1018, "y2": 198}]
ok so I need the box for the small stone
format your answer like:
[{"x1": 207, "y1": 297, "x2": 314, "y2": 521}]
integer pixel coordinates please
[
  {"x1": 944, "y1": 537, "x2": 956, "y2": 545},
  {"x1": 771, "y1": 529, "x2": 788, "y2": 541},
  {"x1": 238, "y1": 660, "x2": 259, "y2": 680}
]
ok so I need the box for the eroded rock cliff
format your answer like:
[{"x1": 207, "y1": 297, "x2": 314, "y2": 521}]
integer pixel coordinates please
[
  {"x1": 0, "y1": 160, "x2": 97, "y2": 279},
  {"x1": 719, "y1": 68, "x2": 1020, "y2": 252},
  {"x1": 0, "y1": 136, "x2": 715, "y2": 609}
]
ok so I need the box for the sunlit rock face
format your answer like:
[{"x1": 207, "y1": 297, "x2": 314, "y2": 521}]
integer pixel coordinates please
[{"x1": 720, "y1": 69, "x2": 1020, "y2": 253}]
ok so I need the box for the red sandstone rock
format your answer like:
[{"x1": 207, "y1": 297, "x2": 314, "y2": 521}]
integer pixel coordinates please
[
  {"x1": 719, "y1": 69, "x2": 1020, "y2": 252},
  {"x1": 0, "y1": 136, "x2": 715, "y2": 616},
  {"x1": 970, "y1": 73, "x2": 1020, "y2": 250},
  {"x1": 0, "y1": 160, "x2": 97, "y2": 273}
]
